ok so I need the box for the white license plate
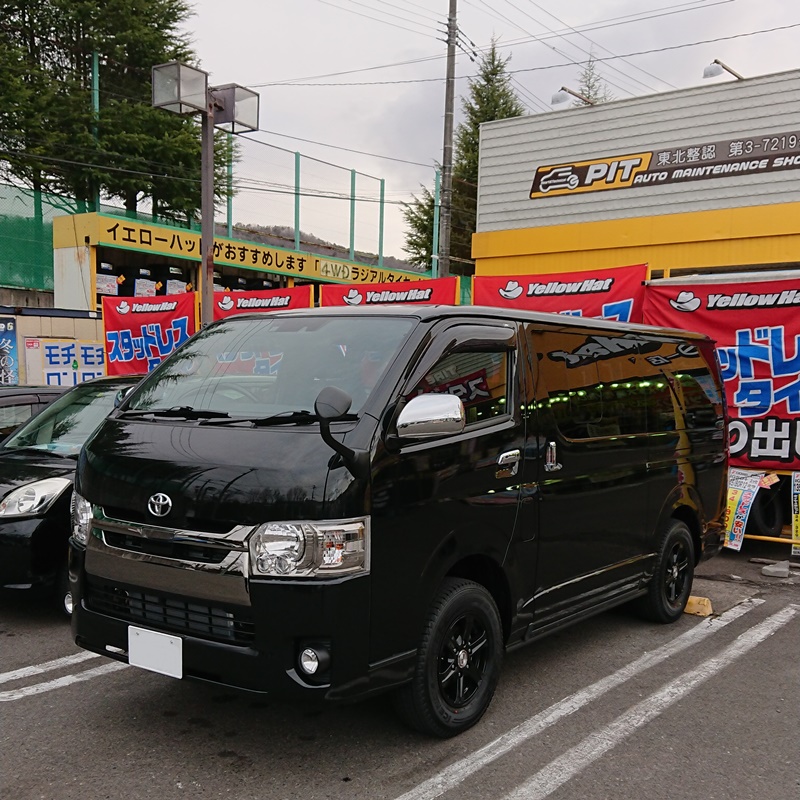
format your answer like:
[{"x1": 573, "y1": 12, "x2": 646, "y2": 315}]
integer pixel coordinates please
[{"x1": 128, "y1": 626, "x2": 183, "y2": 679}]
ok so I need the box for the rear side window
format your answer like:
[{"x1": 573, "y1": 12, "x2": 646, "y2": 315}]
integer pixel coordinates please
[
  {"x1": 412, "y1": 351, "x2": 508, "y2": 425},
  {"x1": 531, "y1": 330, "x2": 718, "y2": 439},
  {"x1": 0, "y1": 403, "x2": 33, "y2": 437}
]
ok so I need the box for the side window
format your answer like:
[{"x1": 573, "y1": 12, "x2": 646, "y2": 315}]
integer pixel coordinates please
[
  {"x1": 533, "y1": 332, "x2": 604, "y2": 439},
  {"x1": 412, "y1": 350, "x2": 509, "y2": 425},
  {"x1": 0, "y1": 403, "x2": 33, "y2": 438},
  {"x1": 673, "y1": 371, "x2": 723, "y2": 429},
  {"x1": 639, "y1": 338, "x2": 723, "y2": 431},
  {"x1": 534, "y1": 330, "x2": 686, "y2": 439},
  {"x1": 541, "y1": 360, "x2": 605, "y2": 439}
]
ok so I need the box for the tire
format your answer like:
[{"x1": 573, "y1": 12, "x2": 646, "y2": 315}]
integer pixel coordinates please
[
  {"x1": 638, "y1": 520, "x2": 695, "y2": 624},
  {"x1": 392, "y1": 578, "x2": 503, "y2": 738},
  {"x1": 54, "y1": 562, "x2": 73, "y2": 618},
  {"x1": 745, "y1": 486, "x2": 784, "y2": 538}
]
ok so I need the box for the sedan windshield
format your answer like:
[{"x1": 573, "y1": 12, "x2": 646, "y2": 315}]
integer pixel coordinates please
[
  {"x1": 4, "y1": 381, "x2": 134, "y2": 457},
  {"x1": 124, "y1": 315, "x2": 416, "y2": 418}
]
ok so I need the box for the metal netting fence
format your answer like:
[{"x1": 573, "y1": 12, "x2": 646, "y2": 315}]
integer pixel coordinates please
[{"x1": 0, "y1": 183, "x2": 198, "y2": 292}]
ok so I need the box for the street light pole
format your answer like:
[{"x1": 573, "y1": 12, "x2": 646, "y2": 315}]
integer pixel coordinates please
[
  {"x1": 152, "y1": 62, "x2": 259, "y2": 327},
  {"x1": 200, "y1": 101, "x2": 216, "y2": 327},
  {"x1": 551, "y1": 86, "x2": 596, "y2": 107}
]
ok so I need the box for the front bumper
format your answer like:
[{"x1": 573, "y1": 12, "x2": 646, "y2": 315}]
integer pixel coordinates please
[
  {"x1": 0, "y1": 516, "x2": 58, "y2": 589},
  {"x1": 69, "y1": 540, "x2": 374, "y2": 700}
]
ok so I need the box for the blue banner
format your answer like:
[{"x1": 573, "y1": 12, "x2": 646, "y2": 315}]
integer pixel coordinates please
[{"x1": 0, "y1": 317, "x2": 19, "y2": 385}]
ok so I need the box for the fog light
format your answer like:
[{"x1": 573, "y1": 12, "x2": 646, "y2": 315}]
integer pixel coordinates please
[
  {"x1": 299, "y1": 646, "x2": 330, "y2": 676},
  {"x1": 300, "y1": 648, "x2": 319, "y2": 674}
]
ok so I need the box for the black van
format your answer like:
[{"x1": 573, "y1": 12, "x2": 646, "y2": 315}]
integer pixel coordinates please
[{"x1": 70, "y1": 306, "x2": 727, "y2": 737}]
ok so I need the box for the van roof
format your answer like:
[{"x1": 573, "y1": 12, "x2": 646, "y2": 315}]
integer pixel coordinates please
[{"x1": 221, "y1": 304, "x2": 713, "y2": 342}]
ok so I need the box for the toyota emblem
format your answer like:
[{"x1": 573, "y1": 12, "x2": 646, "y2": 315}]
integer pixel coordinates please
[{"x1": 147, "y1": 493, "x2": 172, "y2": 517}]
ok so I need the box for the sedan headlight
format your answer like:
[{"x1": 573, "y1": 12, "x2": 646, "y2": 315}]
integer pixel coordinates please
[
  {"x1": 0, "y1": 477, "x2": 72, "y2": 518},
  {"x1": 71, "y1": 492, "x2": 93, "y2": 545},
  {"x1": 249, "y1": 517, "x2": 368, "y2": 578}
]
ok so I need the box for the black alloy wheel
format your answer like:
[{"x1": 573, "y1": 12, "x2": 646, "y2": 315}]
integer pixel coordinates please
[
  {"x1": 437, "y1": 609, "x2": 490, "y2": 709},
  {"x1": 392, "y1": 577, "x2": 503, "y2": 738},
  {"x1": 663, "y1": 536, "x2": 691, "y2": 607},
  {"x1": 638, "y1": 519, "x2": 695, "y2": 624}
]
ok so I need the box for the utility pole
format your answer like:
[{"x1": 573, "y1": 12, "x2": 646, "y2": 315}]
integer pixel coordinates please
[{"x1": 439, "y1": 0, "x2": 457, "y2": 278}]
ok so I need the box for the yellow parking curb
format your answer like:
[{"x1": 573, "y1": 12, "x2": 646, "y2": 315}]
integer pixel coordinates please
[{"x1": 685, "y1": 596, "x2": 713, "y2": 617}]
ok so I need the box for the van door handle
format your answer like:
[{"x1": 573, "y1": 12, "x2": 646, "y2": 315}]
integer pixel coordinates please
[
  {"x1": 544, "y1": 441, "x2": 562, "y2": 472},
  {"x1": 496, "y1": 449, "x2": 521, "y2": 479}
]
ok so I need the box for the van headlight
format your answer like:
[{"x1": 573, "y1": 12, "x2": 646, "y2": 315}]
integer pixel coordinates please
[
  {"x1": 249, "y1": 517, "x2": 368, "y2": 577},
  {"x1": 71, "y1": 492, "x2": 93, "y2": 545},
  {"x1": 0, "y1": 477, "x2": 72, "y2": 518}
]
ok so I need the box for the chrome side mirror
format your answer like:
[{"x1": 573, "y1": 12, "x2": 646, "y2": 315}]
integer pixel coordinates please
[{"x1": 396, "y1": 393, "x2": 465, "y2": 439}]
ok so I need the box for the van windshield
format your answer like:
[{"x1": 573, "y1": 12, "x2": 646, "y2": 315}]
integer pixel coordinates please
[{"x1": 124, "y1": 315, "x2": 416, "y2": 418}]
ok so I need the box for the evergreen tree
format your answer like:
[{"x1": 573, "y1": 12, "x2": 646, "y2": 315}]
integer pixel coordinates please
[
  {"x1": 400, "y1": 184, "x2": 436, "y2": 269},
  {"x1": 0, "y1": 0, "x2": 234, "y2": 220},
  {"x1": 575, "y1": 53, "x2": 614, "y2": 106},
  {"x1": 402, "y1": 40, "x2": 524, "y2": 274}
]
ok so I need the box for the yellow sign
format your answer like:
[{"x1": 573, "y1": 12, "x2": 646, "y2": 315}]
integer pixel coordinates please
[
  {"x1": 54, "y1": 213, "x2": 427, "y2": 286},
  {"x1": 531, "y1": 153, "x2": 653, "y2": 198}
]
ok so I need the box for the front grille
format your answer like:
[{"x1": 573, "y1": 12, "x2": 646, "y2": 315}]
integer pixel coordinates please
[
  {"x1": 101, "y1": 505, "x2": 236, "y2": 534},
  {"x1": 102, "y1": 531, "x2": 231, "y2": 564},
  {"x1": 85, "y1": 579, "x2": 255, "y2": 645}
]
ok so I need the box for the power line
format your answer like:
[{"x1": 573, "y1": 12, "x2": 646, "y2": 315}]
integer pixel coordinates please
[
  {"x1": 516, "y1": 0, "x2": 677, "y2": 91},
  {"x1": 250, "y1": 0, "x2": 735, "y2": 86},
  {"x1": 351, "y1": 0, "x2": 441, "y2": 25},
  {"x1": 252, "y1": 21, "x2": 800, "y2": 86},
  {"x1": 244, "y1": 131, "x2": 433, "y2": 169},
  {"x1": 311, "y1": 0, "x2": 438, "y2": 39},
  {"x1": 489, "y1": 0, "x2": 663, "y2": 95}
]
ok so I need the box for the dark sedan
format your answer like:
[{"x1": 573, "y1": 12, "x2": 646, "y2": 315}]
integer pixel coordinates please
[
  {"x1": 0, "y1": 384, "x2": 68, "y2": 438},
  {"x1": 0, "y1": 375, "x2": 141, "y2": 615}
]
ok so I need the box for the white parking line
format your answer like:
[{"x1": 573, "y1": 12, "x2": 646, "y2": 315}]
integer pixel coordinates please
[
  {"x1": 395, "y1": 598, "x2": 764, "y2": 800},
  {"x1": 0, "y1": 662, "x2": 129, "y2": 701},
  {"x1": 0, "y1": 651, "x2": 100, "y2": 685},
  {"x1": 503, "y1": 604, "x2": 798, "y2": 800}
]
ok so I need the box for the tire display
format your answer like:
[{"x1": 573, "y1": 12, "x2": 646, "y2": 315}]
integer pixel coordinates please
[{"x1": 745, "y1": 484, "x2": 784, "y2": 538}]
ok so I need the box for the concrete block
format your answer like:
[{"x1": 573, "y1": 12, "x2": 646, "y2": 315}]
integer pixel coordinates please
[
  {"x1": 761, "y1": 561, "x2": 791, "y2": 578},
  {"x1": 685, "y1": 596, "x2": 713, "y2": 617}
]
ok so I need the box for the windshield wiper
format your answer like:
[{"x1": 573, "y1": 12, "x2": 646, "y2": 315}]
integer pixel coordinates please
[
  {"x1": 199, "y1": 410, "x2": 322, "y2": 427},
  {"x1": 117, "y1": 406, "x2": 230, "y2": 421},
  {"x1": 5, "y1": 445, "x2": 76, "y2": 459}
]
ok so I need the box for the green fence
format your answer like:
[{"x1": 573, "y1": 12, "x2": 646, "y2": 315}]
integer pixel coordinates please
[{"x1": 0, "y1": 183, "x2": 197, "y2": 292}]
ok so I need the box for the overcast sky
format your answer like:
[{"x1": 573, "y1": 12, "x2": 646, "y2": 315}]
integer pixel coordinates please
[{"x1": 181, "y1": 0, "x2": 800, "y2": 263}]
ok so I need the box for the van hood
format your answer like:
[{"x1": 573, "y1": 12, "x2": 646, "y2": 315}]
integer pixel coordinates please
[
  {"x1": 0, "y1": 450, "x2": 76, "y2": 501},
  {"x1": 77, "y1": 419, "x2": 361, "y2": 531}
]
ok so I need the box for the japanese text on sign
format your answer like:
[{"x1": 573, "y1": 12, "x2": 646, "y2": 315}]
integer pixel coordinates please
[
  {"x1": 106, "y1": 318, "x2": 191, "y2": 373},
  {"x1": 24, "y1": 338, "x2": 105, "y2": 386},
  {"x1": 0, "y1": 317, "x2": 19, "y2": 385},
  {"x1": 97, "y1": 215, "x2": 424, "y2": 286}
]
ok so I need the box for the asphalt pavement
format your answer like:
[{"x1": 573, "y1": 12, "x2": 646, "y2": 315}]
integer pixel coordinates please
[{"x1": 1, "y1": 540, "x2": 798, "y2": 800}]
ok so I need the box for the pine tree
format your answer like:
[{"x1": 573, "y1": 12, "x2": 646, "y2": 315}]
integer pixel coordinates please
[
  {"x1": 0, "y1": 0, "x2": 234, "y2": 220},
  {"x1": 400, "y1": 184, "x2": 436, "y2": 269},
  {"x1": 575, "y1": 53, "x2": 614, "y2": 106},
  {"x1": 402, "y1": 40, "x2": 524, "y2": 274}
]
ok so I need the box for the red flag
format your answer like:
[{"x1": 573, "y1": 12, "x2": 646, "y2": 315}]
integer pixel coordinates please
[
  {"x1": 102, "y1": 294, "x2": 197, "y2": 375},
  {"x1": 473, "y1": 264, "x2": 647, "y2": 323},
  {"x1": 213, "y1": 286, "x2": 313, "y2": 320},
  {"x1": 644, "y1": 277, "x2": 800, "y2": 470},
  {"x1": 320, "y1": 277, "x2": 458, "y2": 307}
]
